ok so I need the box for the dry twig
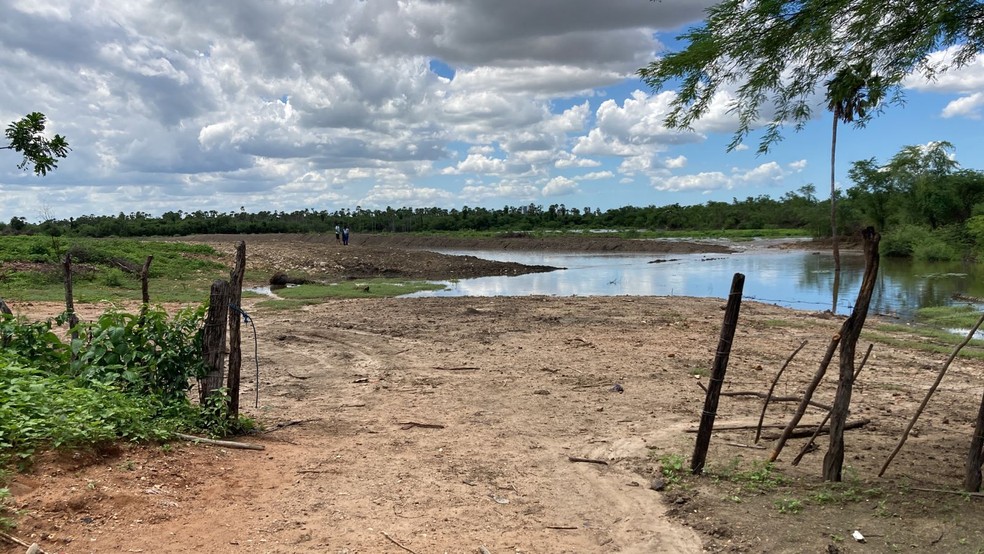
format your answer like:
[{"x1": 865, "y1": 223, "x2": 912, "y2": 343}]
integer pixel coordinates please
[
  {"x1": 381, "y1": 531, "x2": 420, "y2": 554},
  {"x1": 174, "y1": 433, "x2": 265, "y2": 451},
  {"x1": 568, "y1": 455, "x2": 609, "y2": 465}
]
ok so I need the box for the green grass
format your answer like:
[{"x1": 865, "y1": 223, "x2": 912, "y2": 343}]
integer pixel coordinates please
[
  {"x1": 255, "y1": 279, "x2": 445, "y2": 309},
  {"x1": 0, "y1": 236, "x2": 228, "y2": 303},
  {"x1": 863, "y1": 323, "x2": 984, "y2": 360},
  {"x1": 915, "y1": 305, "x2": 984, "y2": 329}
]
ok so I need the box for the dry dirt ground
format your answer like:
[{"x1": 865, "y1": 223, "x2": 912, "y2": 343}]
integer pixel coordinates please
[{"x1": 5, "y1": 235, "x2": 984, "y2": 554}]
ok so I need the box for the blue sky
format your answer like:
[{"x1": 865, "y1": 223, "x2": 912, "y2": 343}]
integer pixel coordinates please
[{"x1": 1, "y1": 0, "x2": 982, "y2": 223}]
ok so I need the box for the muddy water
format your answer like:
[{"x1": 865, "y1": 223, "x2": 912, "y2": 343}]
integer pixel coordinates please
[{"x1": 404, "y1": 247, "x2": 984, "y2": 319}]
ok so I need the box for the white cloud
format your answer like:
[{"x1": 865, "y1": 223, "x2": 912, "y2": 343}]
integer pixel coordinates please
[
  {"x1": 577, "y1": 171, "x2": 614, "y2": 181},
  {"x1": 665, "y1": 155, "x2": 687, "y2": 169},
  {"x1": 554, "y1": 153, "x2": 601, "y2": 168},
  {"x1": 905, "y1": 47, "x2": 984, "y2": 120},
  {"x1": 655, "y1": 161, "x2": 805, "y2": 193},
  {"x1": 542, "y1": 176, "x2": 578, "y2": 196},
  {"x1": 572, "y1": 90, "x2": 702, "y2": 157},
  {"x1": 461, "y1": 180, "x2": 541, "y2": 202},
  {"x1": 656, "y1": 171, "x2": 730, "y2": 193},
  {"x1": 942, "y1": 92, "x2": 984, "y2": 119},
  {"x1": 442, "y1": 154, "x2": 508, "y2": 175}
]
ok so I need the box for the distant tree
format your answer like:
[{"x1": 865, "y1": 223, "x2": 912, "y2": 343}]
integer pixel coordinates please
[
  {"x1": 639, "y1": 0, "x2": 984, "y2": 153},
  {"x1": 3, "y1": 112, "x2": 70, "y2": 176}
]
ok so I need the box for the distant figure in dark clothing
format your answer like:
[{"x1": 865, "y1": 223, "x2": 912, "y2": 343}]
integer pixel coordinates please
[
  {"x1": 342, "y1": 226, "x2": 350, "y2": 246},
  {"x1": 334, "y1": 223, "x2": 341, "y2": 244}
]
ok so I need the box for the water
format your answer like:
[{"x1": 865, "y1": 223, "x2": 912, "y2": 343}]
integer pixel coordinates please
[{"x1": 403, "y1": 247, "x2": 984, "y2": 319}]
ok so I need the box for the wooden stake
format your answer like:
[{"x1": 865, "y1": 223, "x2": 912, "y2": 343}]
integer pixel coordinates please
[
  {"x1": 62, "y1": 253, "x2": 79, "y2": 341},
  {"x1": 792, "y1": 343, "x2": 873, "y2": 466},
  {"x1": 691, "y1": 273, "x2": 745, "y2": 475},
  {"x1": 769, "y1": 333, "x2": 841, "y2": 462},
  {"x1": 878, "y1": 311, "x2": 984, "y2": 479},
  {"x1": 200, "y1": 280, "x2": 229, "y2": 405},
  {"x1": 140, "y1": 255, "x2": 154, "y2": 310},
  {"x1": 227, "y1": 241, "x2": 246, "y2": 418},
  {"x1": 755, "y1": 340, "x2": 808, "y2": 442}
]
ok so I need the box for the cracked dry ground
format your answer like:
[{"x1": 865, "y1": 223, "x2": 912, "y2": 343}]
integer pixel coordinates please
[{"x1": 7, "y1": 293, "x2": 984, "y2": 553}]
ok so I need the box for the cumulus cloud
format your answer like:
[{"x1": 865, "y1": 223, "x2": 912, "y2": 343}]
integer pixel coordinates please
[
  {"x1": 654, "y1": 160, "x2": 807, "y2": 193},
  {"x1": 942, "y1": 92, "x2": 984, "y2": 119},
  {"x1": 542, "y1": 176, "x2": 578, "y2": 196},
  {"x1": 905, "y1": 47, "x2": 984, "y2": 120},
  {"x1": 572, "y1": 90, "x2": 703, "y2": 157}
]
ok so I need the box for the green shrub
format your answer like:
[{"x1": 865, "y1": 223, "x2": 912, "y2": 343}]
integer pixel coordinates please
[
  {"x1": 913, "y1": 237, "x2": 960, "y2": 262},
  {"x1": 881, "y1": 225, "x2": 931, "y2": 258},
  {"x1": 70, "y1": 305, "x2": 208, "y2": 404},
  {"x1": 0, "y1": 358, "x2": 169, "y2": 467}
]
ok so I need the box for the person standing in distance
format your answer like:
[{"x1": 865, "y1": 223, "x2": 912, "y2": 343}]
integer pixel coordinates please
[
  {"x1": 334, "y1": 223, "x2": 342, "y2": 244},
  {"x1": 342, "y1": 226, "x2": 350, "y2": 246}
]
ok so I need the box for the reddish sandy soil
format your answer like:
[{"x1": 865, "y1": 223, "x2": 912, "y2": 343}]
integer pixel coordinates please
[{"x1": 4, "y1": 235, "x2": 984, "y2": 554}]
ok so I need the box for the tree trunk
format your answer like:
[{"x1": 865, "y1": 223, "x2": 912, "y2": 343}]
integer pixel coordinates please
[
  {"x1": 62, "y1": 253, "x2": 79, "y2": 341},
  {"x1": 691, "y1": 273, "x2": 745, "y2": 475},
  {"x1": 823, "y1": 227, "x2": 880, "y2": 481},
  {"x1": 830, "y1": 115, "x2": 841, "y2": 273},
  {"x1": 200, "y1": 280, "x2": 229, "y2": 405},
  {"x1": 226, "y1": 242, "x2": 246, "y2": 418},
  {"x1": 965, "y1": 389, "x2": 984, "y2": 492}
]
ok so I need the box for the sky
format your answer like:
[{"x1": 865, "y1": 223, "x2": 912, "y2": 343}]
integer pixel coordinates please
[{"x1": 1, "y1": 0, "x2": 983, "y2": 223}]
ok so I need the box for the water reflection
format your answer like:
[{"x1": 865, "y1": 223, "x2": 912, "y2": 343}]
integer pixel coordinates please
[{"x1": 403, "y1": 248, "x2": 984, "y2": 319}]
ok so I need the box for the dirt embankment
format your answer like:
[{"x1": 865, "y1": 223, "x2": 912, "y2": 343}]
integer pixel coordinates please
[{"x1": 173, "y1": 233, "x2": 734, "y2": 282}]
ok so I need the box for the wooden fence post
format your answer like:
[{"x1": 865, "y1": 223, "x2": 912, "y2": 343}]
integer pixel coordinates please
[
  {"x1": 691, "y1": 272, "x2": 745, "y2": 475},
  {"x1": 200, "y1": 280, "x2": 229, "y2": 405},
  {"x1": 62, "y1": 253, "x2": 79, "y2": 341},
  {"x1": 226, "y1": 242, "x2": 246, "y2": 418},
  {"x1": 823, "y1": 227, "x2": 880, "y2": 482}
]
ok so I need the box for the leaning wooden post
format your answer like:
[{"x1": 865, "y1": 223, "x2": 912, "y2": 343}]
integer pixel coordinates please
[
  {"x1": 226, "y1": 242, "x2": 246, "y2": 418},
  {"x1": 823, "y1": 227, "x2": 880, "y2": 482},
  {"x1": 62, "y1": 253, "x2": 80, "y2": 341},
  {"x1": 200, "y1": 280, "x2": 230, "y2": 405},
  {"x1": 691, "y1": 272, "x2": 745, "y2": 475}
]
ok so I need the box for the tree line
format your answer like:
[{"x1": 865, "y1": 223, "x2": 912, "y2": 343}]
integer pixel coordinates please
[{"x1": 2, "y1": 141, "x2": 983, "y2": 261}]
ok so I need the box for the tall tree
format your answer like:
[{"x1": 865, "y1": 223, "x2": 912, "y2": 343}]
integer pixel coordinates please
[
  {"x1": 639, "y1": 0, "x2": 984, "y2": 153},
  {"x1": 825, "y1": 62, "x2": 885, "y2": 274},
  {"x1": 3, "y1": 112, "x2": 70, "y2": 176}
]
